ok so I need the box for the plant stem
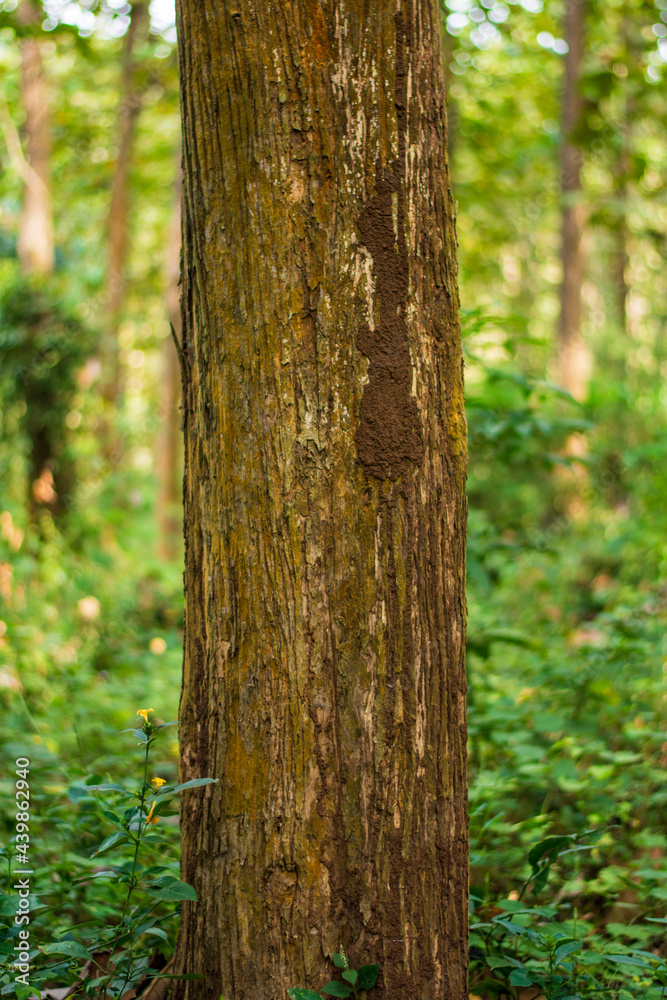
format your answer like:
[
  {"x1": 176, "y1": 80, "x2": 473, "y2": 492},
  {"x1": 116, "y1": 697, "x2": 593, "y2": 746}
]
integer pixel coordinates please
[{"x1": 98, "y1": 739, "x2": 151, "y2": 999}]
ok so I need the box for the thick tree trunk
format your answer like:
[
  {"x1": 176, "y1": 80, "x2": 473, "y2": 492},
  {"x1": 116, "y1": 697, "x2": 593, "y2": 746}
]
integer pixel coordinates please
[
  {"x1": 101, "y1": 1, "x2": 147, "y2": 412},
  {"x1": 559, "y1": 0, "x2": 588, "y2": 401},
  {"x1": 18, "y1": 0, "x2": 54, "y2": 278},
  {"x1": 175, "y1": 3, "x2": 467, "y2": 1000}
]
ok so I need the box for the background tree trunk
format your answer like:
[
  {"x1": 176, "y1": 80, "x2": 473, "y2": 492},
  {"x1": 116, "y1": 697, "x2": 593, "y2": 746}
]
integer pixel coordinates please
[
  {"x1": 17, "y1": 0, "x2": 54, "y2": 278},
  {"x1": 559, "y1": 0, "x2": 588, "y2": 402},
  {"x1": 611, "y1": 12, "x2": 633, "y2": 339},
  {"x1": 157, "y1": 168, "x2": 183, "y2": 562},
  {"x1": 101, "y1": 0, "x2": 147, "y2": 416},
  {"x1": 174, "y1": 2, "x2": 468, "y2": 999},
  {"x1": 16, "y1": 0, "x2": 63, "y2": 515}
]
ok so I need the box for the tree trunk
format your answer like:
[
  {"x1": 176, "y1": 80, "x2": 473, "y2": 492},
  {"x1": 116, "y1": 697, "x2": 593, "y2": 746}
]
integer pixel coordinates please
[
  {"x1": 612, "y1": 173, "x2": 629, "y2": 334},
  {"x1": 174, "y1": 3, "x2": 468, "y2": 1000},
  {"x1": 157, "y1": 169, "x2": 183, "y2": 562},
  {"x1": 612, "y1": 15, "x2": 632, "y2": 338},
  {"x1": 559, "y1": 0, "x2": 588, "y2": 401},
  {"x1": 17, "y1": 0, "x2": 54, "y2": 278},
  {"x1": 101, "y1": 0, "x2": 147, "y2": 413},
  {"x1": 17, "y1": 0, "x2": 62, "y2": 515}
]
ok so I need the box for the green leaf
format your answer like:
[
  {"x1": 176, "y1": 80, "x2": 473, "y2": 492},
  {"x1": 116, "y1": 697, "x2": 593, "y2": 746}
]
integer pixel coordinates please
[
  {"x1": 0, "y1": 892, "x2": 41, "y2": 915},
  {"x1": 320, "y1": 983, "x2": 352, "y2": 998},
  {"x1": 356, "y1": 964, "x2": 381, "y2": 990},
  {"x1": 143, "y1": 880, "x2": 197, "y2": 901},
  {"x1": 157, "y1": 778, "x2": 217, "y2": 795},
  {"x1": 68, "y1": 785, "x2": 94, "y2": 803},
  {"x1": 531, "y1": 868, "x2": 549, "y2": 895},
  {"x1": 606, "y1": 954, "x2": 653, "y2": 969},
  {"x1": 494, "y1": 899, "x2": 528, "y2": 913},
  {"x1": 42, "y1": 941, "x2": 93, "y2": 962},
  {"x1": 139, "y1": 927, "x2": 169, "y2": 941},
  {"x1": 509, "y1": 969, "x2": 535, "y2": 987},
  {"x1": 287, "y1": 990, "x2": 322, "y2": 1000},
  {"x1": 333, "y1": 953, "x2": 346, "y2": 969},
  {"x1": 87, "y1": 783, "x2": 133, "y2": 795},
  {"x1": 528, "y1": 835, "x2": 571, "y2": 868},
  {"x1": 487, "y1": 955, "x2": 522, "y2": 970},
  {"x1": 492, "y1": 918, "x2": 526, "y2": 935},
  {"x1": 91, "y1": 831, "x2": 130, "y2": 857},
  {"x1": 554, "y1": 941, "x2": 582, "y2": 964},
  {"x1": 342, "y1": 971, "x2": 357, "y2": 986}
]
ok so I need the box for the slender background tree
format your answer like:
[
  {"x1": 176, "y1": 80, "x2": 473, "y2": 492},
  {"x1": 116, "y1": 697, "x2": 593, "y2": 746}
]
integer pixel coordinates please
[
  {"x1": 559, "y1": 0, "x2": 588, "y2": 404},
  {"x1": 101, "y1": 0, "x2": 148, "y2": 438}
]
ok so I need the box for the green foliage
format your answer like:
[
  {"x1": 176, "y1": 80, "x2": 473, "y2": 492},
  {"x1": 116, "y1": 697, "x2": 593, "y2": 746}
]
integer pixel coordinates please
[
  {"x1": 288, "y1": 948, "x2": 381, "y2": 1000},
  {"x1": 0, "y1": 273, "x2": 95, "y2": 505},
  {"x1": 0, "y1": 275, "x2": 92, "y2": 421},
  {"x1": 0, "y1": 713, "x2": 215, "y2": 1000},
  {"x1": 470, "y1": 830, "x2": 667, "y2": 999}
]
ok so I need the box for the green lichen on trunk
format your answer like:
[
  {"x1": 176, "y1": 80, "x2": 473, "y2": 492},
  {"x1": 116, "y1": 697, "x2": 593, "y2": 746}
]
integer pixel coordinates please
[{"x1": 174, "y1": 2, "x2": 467, "y2": 998}]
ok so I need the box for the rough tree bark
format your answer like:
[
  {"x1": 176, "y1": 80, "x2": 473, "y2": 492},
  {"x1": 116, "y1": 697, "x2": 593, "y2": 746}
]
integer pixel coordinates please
[
  {"x1": 559, "y1": 0, "x2": 588, "y2": 402},
  {"x1": 174, "y1": 2, "x2": 467, "y2": 999}
]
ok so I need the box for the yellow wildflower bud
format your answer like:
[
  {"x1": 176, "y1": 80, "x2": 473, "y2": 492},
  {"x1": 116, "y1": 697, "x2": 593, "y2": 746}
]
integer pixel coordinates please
[
  {"x1": 145, "y1": 801, "x2": 156, "y2": 824},
  {"x1": 136, "y1": 709, "x2": 154, "y2": 723}
]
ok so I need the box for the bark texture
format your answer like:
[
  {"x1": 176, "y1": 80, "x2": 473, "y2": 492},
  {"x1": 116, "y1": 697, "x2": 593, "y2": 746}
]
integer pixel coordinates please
[
  {"x1": 559, "y1": 0, "x2": 588, "y2": 401},
  {"x1": 175, "y1": 2, "x2": 467, "y2": 999}
]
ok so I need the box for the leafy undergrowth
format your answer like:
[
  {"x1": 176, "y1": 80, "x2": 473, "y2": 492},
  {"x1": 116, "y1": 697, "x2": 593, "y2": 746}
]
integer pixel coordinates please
[{"x1": 1, "y1": 327, "x2": 666, "y2": 998}]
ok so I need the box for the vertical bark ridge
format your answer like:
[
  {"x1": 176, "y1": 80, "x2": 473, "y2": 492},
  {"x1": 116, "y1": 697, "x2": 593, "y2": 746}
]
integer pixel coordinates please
[{"x1": 175, "y1": 1, "x2": 467, "y2": 998}]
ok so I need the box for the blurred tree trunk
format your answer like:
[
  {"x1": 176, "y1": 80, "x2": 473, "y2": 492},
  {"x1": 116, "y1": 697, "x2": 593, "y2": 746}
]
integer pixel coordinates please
[
  {"x1": 559, "y1": 0, "x2": 588, "y2": 402},
  {"x1": 612, "y1": 169, "x2": 629, "y2": 333},
  {"x1": 17, "y1": 0, "x2": 53, "y2": 277},
  {"x1": 100, "y1": 0, "x2": 147, "y2": 421},
  {"x1": 174, "y1": 2, "x2": 468, "y2": 1000},
  {"x1": 612, "y1": 16, "x2": 633, "y2": 337},
  {"x1": 157, "y1": 168, "x2": 182, "y2": 561},
  {"x1": 16, "y1": 0, "x2": 65, "y2": 515}
]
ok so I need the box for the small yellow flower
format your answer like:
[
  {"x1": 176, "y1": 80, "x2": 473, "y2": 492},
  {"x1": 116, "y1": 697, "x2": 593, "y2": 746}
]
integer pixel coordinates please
[
  {"x1": 145, "y1": 801, "x2": 157, "y2": 824},
  {"x1": 136, "y1": 708, "x2": 154, "y2": 723},
  {"x1": 151, "y1": 777, "x2": 166, "y2": 790}
]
